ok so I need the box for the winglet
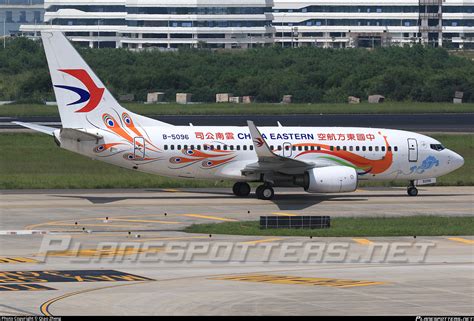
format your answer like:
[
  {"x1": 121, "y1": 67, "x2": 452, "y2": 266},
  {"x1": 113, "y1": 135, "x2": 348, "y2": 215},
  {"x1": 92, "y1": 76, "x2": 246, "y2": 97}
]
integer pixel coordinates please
[{"x1": 247, "y1": 120, "x2": 275, "y2": 158}]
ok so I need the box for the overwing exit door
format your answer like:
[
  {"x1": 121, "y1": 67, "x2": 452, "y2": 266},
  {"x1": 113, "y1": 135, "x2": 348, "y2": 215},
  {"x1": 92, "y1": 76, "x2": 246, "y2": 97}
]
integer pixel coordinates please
[{"x1": 282, "y1": 142, "x2": 292, "y2": 157}]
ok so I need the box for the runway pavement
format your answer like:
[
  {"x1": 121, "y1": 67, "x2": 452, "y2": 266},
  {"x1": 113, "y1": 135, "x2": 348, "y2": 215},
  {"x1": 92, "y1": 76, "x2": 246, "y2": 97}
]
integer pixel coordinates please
[
  {"x1": 0, "y1": 187, "x2": 473, "y2": 316},
  {"x1": 2, "y1": 113, "x2": 474, "y2": 132}
]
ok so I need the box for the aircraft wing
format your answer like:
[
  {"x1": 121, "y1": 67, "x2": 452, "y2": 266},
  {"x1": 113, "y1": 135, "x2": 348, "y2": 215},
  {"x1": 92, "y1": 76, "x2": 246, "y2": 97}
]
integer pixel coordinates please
[{"x1": 243, "y1": 121, "x2": 314, "y2": 177}]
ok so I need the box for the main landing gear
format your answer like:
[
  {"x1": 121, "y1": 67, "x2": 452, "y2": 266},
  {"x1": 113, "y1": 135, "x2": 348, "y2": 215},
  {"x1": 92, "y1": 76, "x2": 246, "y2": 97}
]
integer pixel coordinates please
[
  {"x1": 232, "y1": 182, "x2": 275, "y2": 200},
  {"x1": 255, "y1": 184, "x2": 274, "y2": 200},
  {"x1": 407, "y1": 180, "x2": 419, "y2": 196},
  {"x1": 232, "y1": 182, "x2": 251, "y2": 197}
]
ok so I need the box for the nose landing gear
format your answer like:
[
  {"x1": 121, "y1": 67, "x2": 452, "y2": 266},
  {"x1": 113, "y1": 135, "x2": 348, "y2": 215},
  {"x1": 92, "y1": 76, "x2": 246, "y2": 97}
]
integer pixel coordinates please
[{"x1": 407, "y1": 180, "x2": 418, "y2": 196}]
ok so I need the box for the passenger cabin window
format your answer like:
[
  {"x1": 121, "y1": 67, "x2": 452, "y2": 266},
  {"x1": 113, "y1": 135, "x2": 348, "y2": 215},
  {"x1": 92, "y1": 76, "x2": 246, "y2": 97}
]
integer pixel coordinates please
[
  {"x1": 430, "y1": 144, "x2": 445, "y2": 151},
  {"x1": 164, "y1": 145, "x2": 168, "y2": 150},
  {"x1": 394, "y1": 146, "x2": 398, "y2": 152}
]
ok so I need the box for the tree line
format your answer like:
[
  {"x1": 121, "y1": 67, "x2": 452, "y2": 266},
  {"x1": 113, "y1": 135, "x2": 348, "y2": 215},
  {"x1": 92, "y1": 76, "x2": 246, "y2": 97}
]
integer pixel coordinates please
[{"x1": 0, "y1": 37, "x2": 473, "y2": 103}]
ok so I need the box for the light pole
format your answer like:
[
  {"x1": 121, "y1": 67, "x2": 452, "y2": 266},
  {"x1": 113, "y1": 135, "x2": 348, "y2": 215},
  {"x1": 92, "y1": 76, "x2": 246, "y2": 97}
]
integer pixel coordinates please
[
  {"x1": 97, "y1": 19, "x2": 101, "y2": 48},
  {"x1": 3, "y1": 17, "x2": 6, "y2": 49}
]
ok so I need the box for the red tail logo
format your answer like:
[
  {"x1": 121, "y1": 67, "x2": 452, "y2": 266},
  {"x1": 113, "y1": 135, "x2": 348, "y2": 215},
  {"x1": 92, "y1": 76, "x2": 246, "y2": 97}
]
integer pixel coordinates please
[{"x1": 55, "y1": 69, "x2": 104, "y2": 113}]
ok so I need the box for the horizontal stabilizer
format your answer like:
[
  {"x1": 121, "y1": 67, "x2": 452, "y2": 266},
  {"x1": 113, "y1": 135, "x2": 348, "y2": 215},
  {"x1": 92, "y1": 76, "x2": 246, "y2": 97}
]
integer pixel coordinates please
[{"x1": 12, "y1": 121, "x2": 55, "y2": 136}]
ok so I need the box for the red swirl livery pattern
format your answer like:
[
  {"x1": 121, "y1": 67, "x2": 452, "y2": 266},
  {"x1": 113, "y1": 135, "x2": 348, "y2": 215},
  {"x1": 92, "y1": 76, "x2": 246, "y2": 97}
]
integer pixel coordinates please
[
  {"x1": 169, "y1": 148, "x2": 236, "y2": 169},
  {"x1": 93, "y1": 143, "x2": 124, "y2": 153},
  {"x1": 201, "y1": 156, "x2": 236, "y2": 168},
  {"x1": 121, "y1": 112, "x2": 160, "y2": 151},
  {"x1": 103, "y1": 114, "x2": 134, "y2": 143},
  {"x1": 294, "y1": 132, "x2": 393, "y2": 175}
]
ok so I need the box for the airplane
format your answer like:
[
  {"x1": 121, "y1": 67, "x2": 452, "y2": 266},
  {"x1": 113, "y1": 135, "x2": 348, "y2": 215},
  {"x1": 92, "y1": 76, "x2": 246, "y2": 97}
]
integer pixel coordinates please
[{"x1": 14, "y1": 31, "x2": 464, "y2": 200}]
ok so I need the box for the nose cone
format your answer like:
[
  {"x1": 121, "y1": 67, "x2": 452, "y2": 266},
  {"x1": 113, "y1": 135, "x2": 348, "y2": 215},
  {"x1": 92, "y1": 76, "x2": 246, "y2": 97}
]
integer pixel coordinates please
[{"x1": 450, "y1": 151, "x2": 465, "y2": 171}]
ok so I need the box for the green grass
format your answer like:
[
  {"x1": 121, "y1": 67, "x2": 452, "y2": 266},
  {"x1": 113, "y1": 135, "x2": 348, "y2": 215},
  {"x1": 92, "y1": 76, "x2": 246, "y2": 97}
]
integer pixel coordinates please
[
  {"x1": 0, "y1": 133, "x2": 472, "y2": 189},
  {"x1": 1, "y1": 102, "x2": 473, "y2": 117},
  {"x1": 0, "y1": 133, "x2": 231, "y2": 189},
  {"x1": 184, "y1": 216, "x2": 474, "y2": 237}
]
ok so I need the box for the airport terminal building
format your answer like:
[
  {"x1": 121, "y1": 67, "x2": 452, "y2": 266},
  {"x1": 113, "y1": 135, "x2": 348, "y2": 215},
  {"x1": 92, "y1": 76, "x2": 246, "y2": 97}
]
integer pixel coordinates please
[
  {"x1": 19, "y1": 0, "x2": 474, "y2": 49},
  {"x1": 1, "y1": 0, "x2": 44, "y2": 36}
]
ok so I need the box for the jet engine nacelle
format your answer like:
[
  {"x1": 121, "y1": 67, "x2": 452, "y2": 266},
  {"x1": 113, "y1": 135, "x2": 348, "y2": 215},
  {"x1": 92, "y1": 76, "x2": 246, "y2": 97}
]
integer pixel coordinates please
[{"x1": 304, "y1": 166, "x2": 358, "y2": 193}]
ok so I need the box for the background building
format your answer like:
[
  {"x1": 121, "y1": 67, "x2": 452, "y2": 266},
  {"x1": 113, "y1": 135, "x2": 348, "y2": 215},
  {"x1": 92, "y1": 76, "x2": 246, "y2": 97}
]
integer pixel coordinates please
[
  {"x1": 273, "y1": 0, "x2": 473, "y2": 49},
  {"x1": 21, "y1": 0, "x2": 274, "y2": 49},
  {"x1": 1, "y1": 0, "x2": 43, "y2": 37},
  {"x1": 19, "y1": 0, "x2": 474, "y2": 49}
]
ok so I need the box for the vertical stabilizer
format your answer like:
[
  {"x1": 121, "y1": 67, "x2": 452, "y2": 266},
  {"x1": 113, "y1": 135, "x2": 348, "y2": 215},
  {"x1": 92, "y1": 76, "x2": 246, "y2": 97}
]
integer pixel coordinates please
[{"x1": 41, "y1": 31, "x2": 171, "y2": 128}]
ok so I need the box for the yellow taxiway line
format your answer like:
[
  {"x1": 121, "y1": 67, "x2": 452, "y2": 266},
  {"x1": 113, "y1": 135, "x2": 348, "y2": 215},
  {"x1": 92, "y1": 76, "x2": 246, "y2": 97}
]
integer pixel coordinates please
[
  {"x1": 271, "y1": 212, "x2": 298, "y2": 217},
  {"x1": 183, "y1": 214, "x2": 238, "y2": 222},
  {"x1": 447, "y1": 237, "x2": 474, "y2": 245},
  {"x1": 240, "y1": 238, "x2": 283, "y2": 245},
  {"x1": 352, "y1": 238, "x2": 373, "y2": 245},
  {"x1": 40, "y1": 282, "x2": 151, "y2": 316},
  {"x1": 107, "y1": 218, "x2": 180, "y2": 224}
]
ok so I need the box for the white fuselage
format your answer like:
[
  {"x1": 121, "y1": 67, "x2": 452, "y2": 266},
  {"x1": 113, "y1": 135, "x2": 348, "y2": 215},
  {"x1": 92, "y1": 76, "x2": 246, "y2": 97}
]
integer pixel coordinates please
[{"x1": 57, "y1": 125, "x2": 464, "y2": 184}]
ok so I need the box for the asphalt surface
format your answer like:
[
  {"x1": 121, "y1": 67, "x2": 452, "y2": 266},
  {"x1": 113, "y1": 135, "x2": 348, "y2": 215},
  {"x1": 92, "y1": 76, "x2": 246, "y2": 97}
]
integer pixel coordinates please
[
  {"x1": 1, "y1": 113, "x2": 474, "y2": 132},
  {"x1": 0, "y1": 187, "x2": 473, "y2": 316}
]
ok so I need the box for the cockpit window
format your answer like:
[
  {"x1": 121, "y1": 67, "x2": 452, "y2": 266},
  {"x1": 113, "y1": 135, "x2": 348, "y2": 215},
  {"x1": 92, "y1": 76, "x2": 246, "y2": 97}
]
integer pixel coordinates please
[{"x1": 430, "y1": 144, "x2": 445, "y2": 151}]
